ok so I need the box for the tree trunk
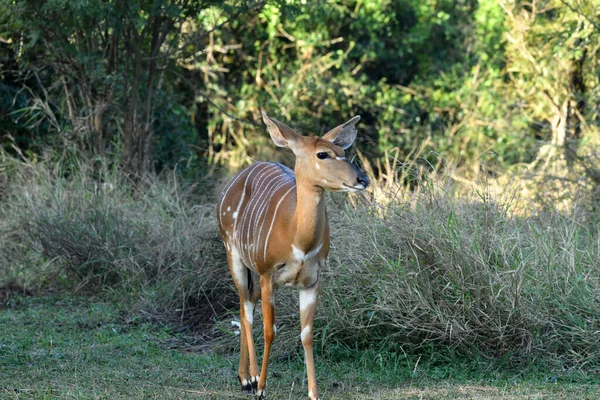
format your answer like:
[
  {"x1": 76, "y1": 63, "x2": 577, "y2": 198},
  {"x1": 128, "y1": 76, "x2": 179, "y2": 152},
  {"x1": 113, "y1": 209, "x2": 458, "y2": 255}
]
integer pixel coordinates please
[
  {"x1": 123, "y1": 26, "x2": 144, "y2": 175},
  {"x1": 550, "y1": 100, "x2": 568, "y2": 148}
]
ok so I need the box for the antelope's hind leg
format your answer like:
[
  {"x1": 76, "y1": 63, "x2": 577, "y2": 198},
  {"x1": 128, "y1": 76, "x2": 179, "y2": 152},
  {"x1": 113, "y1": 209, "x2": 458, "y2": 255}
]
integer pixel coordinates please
[
  {"x1": 227, "y1": 248, "x2": 261, "y2": 393},
  {"x1": 255, "y1": 275, "x2": 275, "y2": 399}
]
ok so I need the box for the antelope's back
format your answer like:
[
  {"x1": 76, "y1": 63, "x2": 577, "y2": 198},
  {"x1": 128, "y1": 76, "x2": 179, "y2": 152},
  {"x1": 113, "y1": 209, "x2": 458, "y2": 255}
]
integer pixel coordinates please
[{"x1": 217, "y1": 162, "x2": 296, "y2": 270}]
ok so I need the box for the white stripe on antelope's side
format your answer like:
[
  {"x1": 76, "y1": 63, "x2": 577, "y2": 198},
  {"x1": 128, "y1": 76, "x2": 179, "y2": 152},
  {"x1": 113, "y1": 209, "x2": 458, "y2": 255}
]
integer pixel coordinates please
[
  {"x1": 243, "y1": 166, "x2": 283, "y2": 265},
  {"x1": 238, "y1": 165, "x2": 284, "y2": 267},
  {"x1": 232, "y1": 164, "x2": 263, "y2": 237},
  {"x1": 218, "y1": 163, "x2": 260, "y2": 225},
  {"x1": 252, "y1": 178, "x2": 293, "y2": 265},
  {"x1": 238, "y1": 166, "x2": 270, "y2": 264},
  {"x1": 250, "y1": 173, "x2": 291, "y2": 267},
  {"x1": 250, "y1": 165, "x2": 294, "y2": 260}
]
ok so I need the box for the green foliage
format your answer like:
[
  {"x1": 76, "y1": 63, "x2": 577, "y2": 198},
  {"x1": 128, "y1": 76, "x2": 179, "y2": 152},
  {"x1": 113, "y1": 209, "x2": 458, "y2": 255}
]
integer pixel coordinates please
[
  {"x1": 0, "y1": 0, "x2": 260, "y2": 175},
  {"x1": 199, "y1": 0, "x2": 547, "y2": 175},
  {"x1": 1, "y1": 0, "x2": 599, "y2": 179}
]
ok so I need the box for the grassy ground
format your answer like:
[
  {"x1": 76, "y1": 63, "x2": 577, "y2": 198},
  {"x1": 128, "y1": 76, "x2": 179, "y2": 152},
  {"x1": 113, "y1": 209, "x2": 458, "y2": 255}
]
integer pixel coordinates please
[{"x1": 1, "y1": 293, "x2": 599, "y2": 400}]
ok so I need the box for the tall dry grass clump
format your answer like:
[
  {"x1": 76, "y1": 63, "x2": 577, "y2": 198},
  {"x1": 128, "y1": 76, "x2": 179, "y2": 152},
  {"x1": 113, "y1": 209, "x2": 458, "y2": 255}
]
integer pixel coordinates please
[
  {"x1": 312, "y1": 189, "x2": 600, "y2": 368},
  {"x1": 2, "y1": 150, "x2": 600, "y2": 369},
  {"x1": 0, "y1": 152, "x2": 231, "y2": 324}
]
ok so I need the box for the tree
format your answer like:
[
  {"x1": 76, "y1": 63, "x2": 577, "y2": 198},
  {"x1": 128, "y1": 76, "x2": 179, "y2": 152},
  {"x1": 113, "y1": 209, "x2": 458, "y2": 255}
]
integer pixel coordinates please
[
  {"x1": 500, "y1": 0, "x2": 600, "y2": 169},
  {"x1": 0, "y1": 0, "x2": 261, "y2": 175}
]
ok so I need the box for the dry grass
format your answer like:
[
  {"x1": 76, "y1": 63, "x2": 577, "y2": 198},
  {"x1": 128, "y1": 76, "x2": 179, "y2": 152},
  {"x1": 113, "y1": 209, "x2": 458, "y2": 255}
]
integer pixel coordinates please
[
  {"x1": 1, "y1": 150, "x2": 600, "y2": 372},
  {"x1": 315, "y1": 188, "x2": 600, "y2": 367},
  {"x1": 0, "y1": 153, "x2": 232, "y2": 327}
]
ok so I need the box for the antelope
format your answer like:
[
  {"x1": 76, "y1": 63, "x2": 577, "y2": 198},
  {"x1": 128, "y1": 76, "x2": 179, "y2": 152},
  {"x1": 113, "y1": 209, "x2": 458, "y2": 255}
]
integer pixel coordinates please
[{"x1": 216, "y1": 111, "x2": 369, "y2": 400}]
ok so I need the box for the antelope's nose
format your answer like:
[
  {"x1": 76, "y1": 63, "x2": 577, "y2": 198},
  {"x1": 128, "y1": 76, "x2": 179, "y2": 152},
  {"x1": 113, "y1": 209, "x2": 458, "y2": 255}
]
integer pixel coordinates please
[
  {"x1": 349, "y1": 161, "x2": 370, "y2": 189},
  {"x1": 357, "y1": 174, "x2": 370, "y2": 189}
]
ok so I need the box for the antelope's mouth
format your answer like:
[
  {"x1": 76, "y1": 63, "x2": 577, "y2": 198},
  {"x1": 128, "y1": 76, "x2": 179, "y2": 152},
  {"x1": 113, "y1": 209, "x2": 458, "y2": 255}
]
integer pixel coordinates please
[{"x1": 342, "y1": 183, "x2": 367, "y2": 192}]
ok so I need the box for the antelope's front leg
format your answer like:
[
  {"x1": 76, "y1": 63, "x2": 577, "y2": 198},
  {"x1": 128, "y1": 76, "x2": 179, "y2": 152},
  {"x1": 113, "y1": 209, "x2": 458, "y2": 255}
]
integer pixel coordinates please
[
  {"x1": 256, "y1": 275, "x2": 275, "y2": 399},
  {"x1": 300, "y1": 280, "x2": 320, "y2": 400}
]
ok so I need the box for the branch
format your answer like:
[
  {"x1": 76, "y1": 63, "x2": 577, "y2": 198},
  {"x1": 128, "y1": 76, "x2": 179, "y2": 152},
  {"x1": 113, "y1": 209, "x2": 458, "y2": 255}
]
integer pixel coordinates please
[
  {"x1": 559, "y1": 0, "x2": 600, "y2": 32},
  {"x1": 143, "y1": 0, "x2": 266, "y2": 62}
]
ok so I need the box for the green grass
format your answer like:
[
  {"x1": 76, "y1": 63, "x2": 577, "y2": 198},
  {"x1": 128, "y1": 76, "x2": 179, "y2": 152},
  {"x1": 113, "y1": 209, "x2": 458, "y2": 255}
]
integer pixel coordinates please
[{"x1": 1, "y1": 293, "x2": 599, "y2": 400}]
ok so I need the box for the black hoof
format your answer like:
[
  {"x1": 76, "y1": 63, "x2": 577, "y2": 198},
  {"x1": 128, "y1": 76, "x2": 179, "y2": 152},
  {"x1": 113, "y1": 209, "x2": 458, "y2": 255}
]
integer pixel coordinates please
[
  {"x1": 251, "y1": 376, "x2": 259, "y2": 392},
  {"x1": 238, "y1": 377, "x2": 253, "y2": 394},
  {"x1": 254, "y1": 389, "x2": 266, "y2": 399}
]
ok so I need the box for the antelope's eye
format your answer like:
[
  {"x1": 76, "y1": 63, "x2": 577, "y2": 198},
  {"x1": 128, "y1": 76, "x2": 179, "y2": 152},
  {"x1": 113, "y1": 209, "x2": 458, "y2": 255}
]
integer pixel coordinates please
[{"x1": 316, "y1": 152, "x2": 329, "y2": 160}]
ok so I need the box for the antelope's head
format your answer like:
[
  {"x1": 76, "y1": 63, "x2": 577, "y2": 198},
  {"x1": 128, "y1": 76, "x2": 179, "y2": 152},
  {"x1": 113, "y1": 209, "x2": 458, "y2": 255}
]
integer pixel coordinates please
[{"x1": 262, "y1": 111, "x2": 369, "y2": 192}]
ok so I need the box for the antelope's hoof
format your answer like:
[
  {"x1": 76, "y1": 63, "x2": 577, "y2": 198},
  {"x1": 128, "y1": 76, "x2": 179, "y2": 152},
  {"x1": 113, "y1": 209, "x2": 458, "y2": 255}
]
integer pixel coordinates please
[
  {"x1": 251, "y1": 376, "x2": 259, "y2": 392},
  {"x1": 254, "y1": 389, "x2": 266, "y2": 399},
  {"x1": 238, "y1": 377, "x2": 253, "y2": 394}
]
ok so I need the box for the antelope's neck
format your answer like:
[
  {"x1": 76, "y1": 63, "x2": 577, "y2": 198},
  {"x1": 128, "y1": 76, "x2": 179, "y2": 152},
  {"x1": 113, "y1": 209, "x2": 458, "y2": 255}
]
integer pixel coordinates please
[{"x1": 292, "y1": 178, "x2": 327, "y2": 251}]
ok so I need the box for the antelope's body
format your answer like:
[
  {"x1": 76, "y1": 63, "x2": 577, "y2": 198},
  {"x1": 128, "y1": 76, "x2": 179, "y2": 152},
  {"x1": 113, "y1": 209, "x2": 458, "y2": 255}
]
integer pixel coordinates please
[
  {"x1": 216, "y1": 112, "x2": 369, "y2": 400},
  {"x1": 218, "y1": 162, "x2": 328, "y2": 287}
]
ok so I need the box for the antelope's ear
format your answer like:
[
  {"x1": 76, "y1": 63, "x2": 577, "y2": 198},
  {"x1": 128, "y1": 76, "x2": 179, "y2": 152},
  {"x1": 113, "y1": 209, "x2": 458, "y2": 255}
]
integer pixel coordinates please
[
  {"x1": 322, "y1": 115, "x2": 360, "y2": 149},
  {"x1": 262, "y1": 111, "x2": 301, "y2": 148}
]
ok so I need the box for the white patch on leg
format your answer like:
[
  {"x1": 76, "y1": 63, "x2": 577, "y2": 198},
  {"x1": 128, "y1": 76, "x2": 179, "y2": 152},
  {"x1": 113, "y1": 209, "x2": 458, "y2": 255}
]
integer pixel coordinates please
[
  {"x1": 233, "y1": 211, "x2": 238, "y2": 219},
  {"x1": 230, "y1": 246, "x2": 245, "y2": 286},
  {"x1": 227, "y1": 206, "x2": 231, "y2": 211},
  {"x1": 244, "y1": 301, "x2": 254, "y2": 326},
  {"x1": 301, "y1": 325, "x2": 312, "y2": 342},
  {"x1": 292, "y1": 245, "x2": 305, "y2": 260},
  {"x1": 299, "y1": 288, "x2": 317, "y2": 311}
]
